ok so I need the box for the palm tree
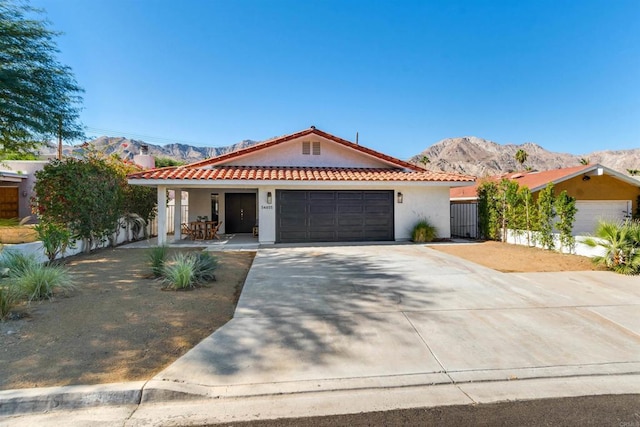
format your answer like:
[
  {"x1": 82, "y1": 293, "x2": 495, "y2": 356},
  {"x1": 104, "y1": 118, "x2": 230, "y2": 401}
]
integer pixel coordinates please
[
  {"x1": 579, "y1": 158, "x2": 590, "y2": 165},
  {"x1": 515, "y1": 149, "x2": 528, "y2": 169},
  {"x1": 584, "y1": 220, "x2": 640, "y2": 275},
  {"x1": 419, "y1": 155, "x2": 430, "y2": 167},
  {"x1": 627, "y1": 169, "x2": 640, "y2": 176}
]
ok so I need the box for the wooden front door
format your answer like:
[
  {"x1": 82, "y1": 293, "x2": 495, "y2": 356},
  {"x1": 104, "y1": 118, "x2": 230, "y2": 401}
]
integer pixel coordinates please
[
  {"x1": 225, "y1": 193, "x2": 256, "y2": 233},
  {"x1": 0, "y1": 187, "x2": 19, "y2": 219}
]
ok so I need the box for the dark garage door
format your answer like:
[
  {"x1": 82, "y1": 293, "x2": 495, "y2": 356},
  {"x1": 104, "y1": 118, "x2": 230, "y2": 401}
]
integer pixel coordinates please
[{"x1": 276, "y1": 190, "x2": 394, "y2": 243}]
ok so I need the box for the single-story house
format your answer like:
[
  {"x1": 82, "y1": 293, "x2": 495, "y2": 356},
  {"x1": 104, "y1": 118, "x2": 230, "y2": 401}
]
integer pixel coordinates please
[
  {"x1": 450, "y1": 164, "x2": 640, "y2": 238},
  {"x1": 0, "y1": 161, "x2": 49, "y2": 220},
  {"x1": 128, "y1": 126, "x2": 475, "y2": 244}
]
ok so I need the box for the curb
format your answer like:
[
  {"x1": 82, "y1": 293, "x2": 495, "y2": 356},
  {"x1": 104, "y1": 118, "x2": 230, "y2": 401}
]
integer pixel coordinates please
[{"x1": 0, "y1": 381, "x2": 145, "y2": 416}]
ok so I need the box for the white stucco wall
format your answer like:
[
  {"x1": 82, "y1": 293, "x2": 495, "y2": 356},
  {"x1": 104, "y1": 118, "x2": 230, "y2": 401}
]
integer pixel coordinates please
[
  {"x1": 394, "y1": 185, "x2": 452, "y2": 240},
  {"x1": 222, "y1": 135, "x2": 392, "y2": 169},
  {"x1": 257, "y1": 186, "x2": 276, "y2": 243},
  {"x1": 165, "y1": 183, "x2": 453, "y2": 244}
]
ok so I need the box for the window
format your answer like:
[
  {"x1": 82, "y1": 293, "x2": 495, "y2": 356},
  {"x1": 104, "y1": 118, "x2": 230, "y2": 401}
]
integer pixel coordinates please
[
  {"x1": 302, "y1": 141, "x2": 310, "y2": 155},
  {"x1": 312, "y1": 141, "x2": 321, "y2": 155}
]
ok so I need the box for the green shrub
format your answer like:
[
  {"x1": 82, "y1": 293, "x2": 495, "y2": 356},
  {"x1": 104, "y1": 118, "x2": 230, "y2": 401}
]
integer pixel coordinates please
[
  {"x1": 584, "y1": 220, "x2": 640, "y2": 275},
  {"x1": 162, "y1": 251, "x2": 218, "y2": 290},
  {"x1": 34, "y1": 222, "x2": 75, "y2": 263},
  {"x1": 193, "y1": 252, "x2": 217, "y2": 282},
  {"x1": 411, "y1": 220, "x2": 437, "y2": 243},
  {"x1": 147, "y1": 245, "x2": 168, "y2": 277},
  {"x1": 0, "y1": 251, "x2": 40, "y2": 277},
  {"x1": 163, "y1": 253, "x2": 197, "y2": 290},
  {"x1": 0, "y1": 284, "x2": 20, "y2": 321},
  {"x1": 10, "y1": 263, "x2": 75, "y2": 302}
]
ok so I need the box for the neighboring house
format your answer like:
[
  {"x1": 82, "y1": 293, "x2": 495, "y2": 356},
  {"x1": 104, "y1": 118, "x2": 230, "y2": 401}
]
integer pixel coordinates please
[
  {"x1": 0, "y1": 161, "x2": 49, "y2": 220},
  {"x1": 128, "y1": 126, "x2": 475, "y2": 244},
  {"x1": 450, "y1": 164, "x2": 640, "y2": 238}
]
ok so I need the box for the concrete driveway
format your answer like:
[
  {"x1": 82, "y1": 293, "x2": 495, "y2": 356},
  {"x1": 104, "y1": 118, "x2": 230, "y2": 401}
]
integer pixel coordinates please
[
  {"x1": 4, "y1": 244, "x2": 640, "y2": 425},
  {"x1": 144, "y1": 244, "x2": 640, "y2": 402}
]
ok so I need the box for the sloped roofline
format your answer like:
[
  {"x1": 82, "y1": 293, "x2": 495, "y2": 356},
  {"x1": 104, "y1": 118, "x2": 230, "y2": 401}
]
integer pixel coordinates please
[
  {"x1": 180, "y1": 127, "x2": 423, "y2": 171},
  {"x1": 450, "y1": 163, "x2": 640, "y2": 200}
]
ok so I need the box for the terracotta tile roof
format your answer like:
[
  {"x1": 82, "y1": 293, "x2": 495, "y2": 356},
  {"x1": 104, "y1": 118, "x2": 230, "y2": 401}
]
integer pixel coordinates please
[
  {"x1": 184, "y1": 127, "x2": 424, "y2": 171},
  {"x1": 128, "y1": 166, "x2": 475, "y2": 182},
  {"x1": 450, "y1": 164, "x2": 594, "y2": 199}
]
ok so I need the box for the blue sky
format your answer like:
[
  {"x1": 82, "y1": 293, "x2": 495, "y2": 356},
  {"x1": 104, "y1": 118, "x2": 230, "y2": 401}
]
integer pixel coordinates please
[{"x1": 33, "y1": 0, "x2": 639, "y2": 159}]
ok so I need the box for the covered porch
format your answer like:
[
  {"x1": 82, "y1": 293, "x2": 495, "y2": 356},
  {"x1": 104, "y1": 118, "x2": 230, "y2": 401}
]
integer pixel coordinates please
[{"x1": 154, "y1": 184, "x2": 274, "y2": 246}]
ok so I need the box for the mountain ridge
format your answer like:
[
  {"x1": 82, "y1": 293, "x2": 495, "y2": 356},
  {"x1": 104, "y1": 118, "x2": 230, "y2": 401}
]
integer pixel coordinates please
[{"x1": 45, "y1": 135, "x2": 639, "y2": 177}]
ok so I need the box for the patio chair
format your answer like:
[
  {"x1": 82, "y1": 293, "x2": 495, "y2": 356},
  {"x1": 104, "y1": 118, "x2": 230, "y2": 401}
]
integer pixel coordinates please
[
  {"x1": 208, "y1": 221, "x2": 223, "y2": 240},
  {"x1": 181, "y1": 223, "x2": 194, "y2": 240}
]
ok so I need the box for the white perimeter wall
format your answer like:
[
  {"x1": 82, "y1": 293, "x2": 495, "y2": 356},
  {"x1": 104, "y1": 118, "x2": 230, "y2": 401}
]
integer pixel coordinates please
[{"x1": 505, "y1": 229, "x2": 605, "y2": 258}]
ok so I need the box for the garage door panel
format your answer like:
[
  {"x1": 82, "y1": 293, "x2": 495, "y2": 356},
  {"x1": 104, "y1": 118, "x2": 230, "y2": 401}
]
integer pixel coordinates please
[
  {"x1": 309, "y1": 191, "x2": 336, "y2": 201},
  {"x1": 338, "y1": 205, "x2": 364, "y2": 214},
  {"x1": 276, "y1": 190, "x2": 394, "y2": 243},
  {"x1": 337, "y1": 191, "x2": 363, "y2": 200},
  {"x1": 573, "y1": 201, "x2": 630, "y2": 235}
]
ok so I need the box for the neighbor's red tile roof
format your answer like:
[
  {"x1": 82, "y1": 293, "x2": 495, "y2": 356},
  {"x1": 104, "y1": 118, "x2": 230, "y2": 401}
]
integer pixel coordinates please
[
  {"x1": 450, "y1": 164, "x2": 592, "y2": 199},
  {"x1": 128, "y1": 166, "x2": 475, "y2": 182}
]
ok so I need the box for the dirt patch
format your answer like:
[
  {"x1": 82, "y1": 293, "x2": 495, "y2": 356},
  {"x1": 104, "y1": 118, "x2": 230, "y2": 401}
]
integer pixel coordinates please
[
  {"x1": 431, "y1": 240, "x2": 603, "y2": 273},
  {"x1": 0, "y1": 248, "x2": 255, "y2": 390}
]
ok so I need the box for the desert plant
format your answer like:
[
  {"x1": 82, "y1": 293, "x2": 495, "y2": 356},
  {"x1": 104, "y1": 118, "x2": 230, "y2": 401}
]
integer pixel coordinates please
[
  {"x1": 192, "y1": 252, "x2": 218, "y2": 282},
  {"x1": 584, "y1": 220, "x2": 640, "y2": 275},
  {"x1": 0, "y1": 251, "x2": 40, "y2": 277},
  {"x1": 10, "y1": 263, "x2": 75, "y2": 302},
  {"x1": 34, "y1": 222, "x2": 75, "y2": 263},
  {"x1": 411, "y1": 220, "x2": 437, "y2": 243},
  {"x1": 162, "y1": 253, "x2": 197, "y2": 290},
  {"x1": 147, "y1": 245, "x2": 168, "y2": 277},
  {"x1": 0, "y1": 284, "x2": 20, "y2": 321}
]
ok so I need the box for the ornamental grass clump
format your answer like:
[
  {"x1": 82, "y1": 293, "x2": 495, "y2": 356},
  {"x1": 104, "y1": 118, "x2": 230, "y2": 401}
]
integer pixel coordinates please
[
  {"x1": 193, "y1": 252, "x2": 218, "y2": 282},
  {"x1": 162, "y1": 251, "x2": 218, "y2": 290},
  {"x1": 0, "y1": 251, "x2": 40, "y2": 277},
  {"x1": 0, "y1": 251, "x2": 75, "y2": 302},
  {"x1": 411, "y1": 220, "x2": 437, "y2": 243},
  {"x1": 147, "y1": 245, "x2": 168, "y2": 277},
  {"x1": 0, "y1": 284, "x2": 19, "y2": 321},
  {"x1": 163, "y1": 253, "x2": 197, "y2": 290},
  {"x1": 11, "y1": 263, "x2": 75, "y2": 302}
]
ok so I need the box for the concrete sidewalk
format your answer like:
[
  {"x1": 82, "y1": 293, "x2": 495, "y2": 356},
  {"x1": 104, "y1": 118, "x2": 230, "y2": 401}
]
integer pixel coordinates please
[{"x1": 2, "y1": 244, "x2": 640, "y2": 425}]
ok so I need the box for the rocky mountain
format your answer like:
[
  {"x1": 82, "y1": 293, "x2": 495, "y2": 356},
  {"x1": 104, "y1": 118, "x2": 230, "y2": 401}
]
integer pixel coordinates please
[
  {"x1": 44, "y1": 134, "x2": 638, "y2": 178},
  {"x1": 43, "y1": 137, "x2": 259, "y2": 163},
  {"x1": 409, "y1": 136, "x2": 640, "y2": 177}
]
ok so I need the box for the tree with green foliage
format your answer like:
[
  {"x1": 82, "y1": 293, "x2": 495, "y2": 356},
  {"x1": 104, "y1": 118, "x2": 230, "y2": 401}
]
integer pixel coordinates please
[
  {"x1": 0, "y1": 0, "x2": 84, "y2": 156},
  {"x1": 554, "y1": 190, "x2": 577, "y2": 252},
  {"x1": 536, "y1": 183, "x2": 556, "y2": 249},
  {"x1": 154, "y1": 157, "x2": 185, "y2": 168},
  {"x1": 33, "y1": 157, "x2": 123, "y2": 251},
  {"x1": 515, "y1": 149, "x2": 528, "y2": 168},
  {"x1": 477, "y1": 180, "x2": 500, "y2": 240},
  {"x1": 499, "y1": 179, "x2": 522, "y2": 242},
  {"x1": 579, "y1": 158, "x2": 590, "y2": 165}
]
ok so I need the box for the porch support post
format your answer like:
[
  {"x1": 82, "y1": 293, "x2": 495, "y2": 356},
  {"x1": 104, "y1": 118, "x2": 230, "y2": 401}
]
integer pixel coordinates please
[
  {"x1": 173, "y1": 189, "x2": 182, "y2": 242},
  {"x1": 157, "y1": 185, "x2": 167, "y2": 245}
]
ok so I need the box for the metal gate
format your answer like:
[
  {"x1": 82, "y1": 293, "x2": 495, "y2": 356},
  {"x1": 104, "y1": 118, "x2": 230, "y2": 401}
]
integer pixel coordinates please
[{"x1": 450, "y1": 202, "x2": 478, "y2": 239}]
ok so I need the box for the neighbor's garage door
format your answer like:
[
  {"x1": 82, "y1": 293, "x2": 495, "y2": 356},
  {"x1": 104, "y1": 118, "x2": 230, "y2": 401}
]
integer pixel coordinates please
[
  {"x1": 276, "y1": 190, "x2": 394, "y2": 243},
  {"x1": 573, "y1": 200, "x2": 631, "y2": 235}
]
